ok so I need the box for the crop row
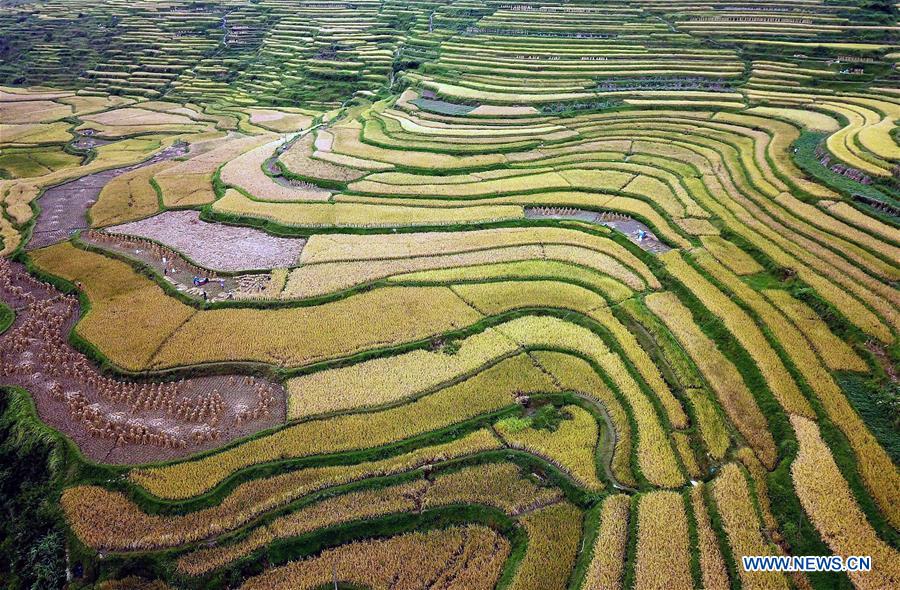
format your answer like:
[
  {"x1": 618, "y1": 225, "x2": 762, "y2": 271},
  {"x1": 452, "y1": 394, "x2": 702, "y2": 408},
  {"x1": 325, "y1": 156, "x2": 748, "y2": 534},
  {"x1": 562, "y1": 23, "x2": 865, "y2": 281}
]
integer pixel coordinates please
[
  {"x1": 65, "y1": 429, "x2": 501, "y2": 551},
  {"x1": 174, "y1": 462, "x2": 562, "y2": 576},
  {"x1": 240, "y1": 525, "x2": 508, "y2": 590},
  {"x1": 790, "y1": 415, "x2": 900, "y2": 590},
  {"x1": 129, "y1": 354, "x2": 556, "y2": 499},
  {"x1": 645, "y1": 291, "x2": 776, "y2": 468},
  {"x1": 696, "y1": 251, "x2": 900, "y2": 527}
]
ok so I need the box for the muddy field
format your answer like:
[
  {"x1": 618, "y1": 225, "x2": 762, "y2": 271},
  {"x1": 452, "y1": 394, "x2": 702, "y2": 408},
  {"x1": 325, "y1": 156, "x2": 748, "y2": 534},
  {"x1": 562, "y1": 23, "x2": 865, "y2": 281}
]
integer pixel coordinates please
[
  {"x1": 27, "y1": 142, "x2": 189, "y2": 251},
  {"x1": 106, "y1": 210, "x2": 306, "y2": 271},
  {"x1": 525, "y1": 206, "x2": 672, "y2": 254},
  {"x1": 0, "y1": 258, "x2": 285, "y2": 464},
  {"x1": 70, "y1": 128, "x2": 115, "y2": 150}
]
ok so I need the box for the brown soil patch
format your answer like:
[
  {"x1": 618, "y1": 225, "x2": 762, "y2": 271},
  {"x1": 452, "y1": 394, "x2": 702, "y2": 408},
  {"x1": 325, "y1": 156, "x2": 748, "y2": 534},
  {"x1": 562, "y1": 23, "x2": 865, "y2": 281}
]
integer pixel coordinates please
[{"x1": 0, "y1": 257, "x2": 285, "y2": 465}]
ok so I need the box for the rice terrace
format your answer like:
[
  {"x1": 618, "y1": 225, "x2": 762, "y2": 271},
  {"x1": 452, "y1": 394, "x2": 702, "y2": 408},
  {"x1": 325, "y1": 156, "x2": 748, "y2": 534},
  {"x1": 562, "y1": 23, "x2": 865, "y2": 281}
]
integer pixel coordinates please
[{"x1": 0, "y1": 0, "x2": 898, "y2": 588}]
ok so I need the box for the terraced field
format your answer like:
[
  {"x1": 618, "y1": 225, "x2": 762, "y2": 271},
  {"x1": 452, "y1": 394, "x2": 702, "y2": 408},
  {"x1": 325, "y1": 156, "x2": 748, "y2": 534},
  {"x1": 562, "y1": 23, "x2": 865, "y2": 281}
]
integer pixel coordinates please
[{"x1": 0, "y1": 1, "x2": 898, "y2": 589}]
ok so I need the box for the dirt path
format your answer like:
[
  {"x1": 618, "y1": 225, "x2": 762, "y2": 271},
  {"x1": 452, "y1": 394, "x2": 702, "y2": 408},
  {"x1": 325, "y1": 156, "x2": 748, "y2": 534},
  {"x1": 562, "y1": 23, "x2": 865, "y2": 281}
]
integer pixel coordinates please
[
  {"x1": 263, "y1": 122, "x2": 328, "y2": 188},
  {"x1": 524, "y1": 349, "x2": 637, "y2": 493},
  {"x1": 571, "y1": 391, "x2": 638, "y2": 493}
]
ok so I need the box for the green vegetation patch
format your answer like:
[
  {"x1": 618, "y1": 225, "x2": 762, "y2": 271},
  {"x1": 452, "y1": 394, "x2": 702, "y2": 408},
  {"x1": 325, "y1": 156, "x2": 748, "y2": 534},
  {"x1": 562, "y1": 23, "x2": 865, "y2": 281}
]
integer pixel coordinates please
[
  {"x1": 0, "y1": 146, "x2": 81, "y2": 179},
  {"x1": 0, "y1": 390, "x2": 67, "y2": 589},
  {"x1": 0, "y1": 301, "x2": 12, "y2": 335},
  {"x1": 836, "y1": 373, "x2": 900, "y2": 464}
]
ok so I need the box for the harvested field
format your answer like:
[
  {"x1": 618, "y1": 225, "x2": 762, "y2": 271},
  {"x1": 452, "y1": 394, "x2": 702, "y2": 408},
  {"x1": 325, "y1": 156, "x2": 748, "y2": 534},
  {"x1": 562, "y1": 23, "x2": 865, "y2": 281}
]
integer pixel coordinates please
[
  {"x1": 27, "y1": 142, "x2": 188, "y2": 250},
  {"x1": 81, "y1": 230, "x2": 281, "y2": 303},
  {"x1": 0, "y1": 257, "x2": 284, "y2": 464},
  {"x1": 106, "y1": 210, "x2": 306, "y2": 272}
]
